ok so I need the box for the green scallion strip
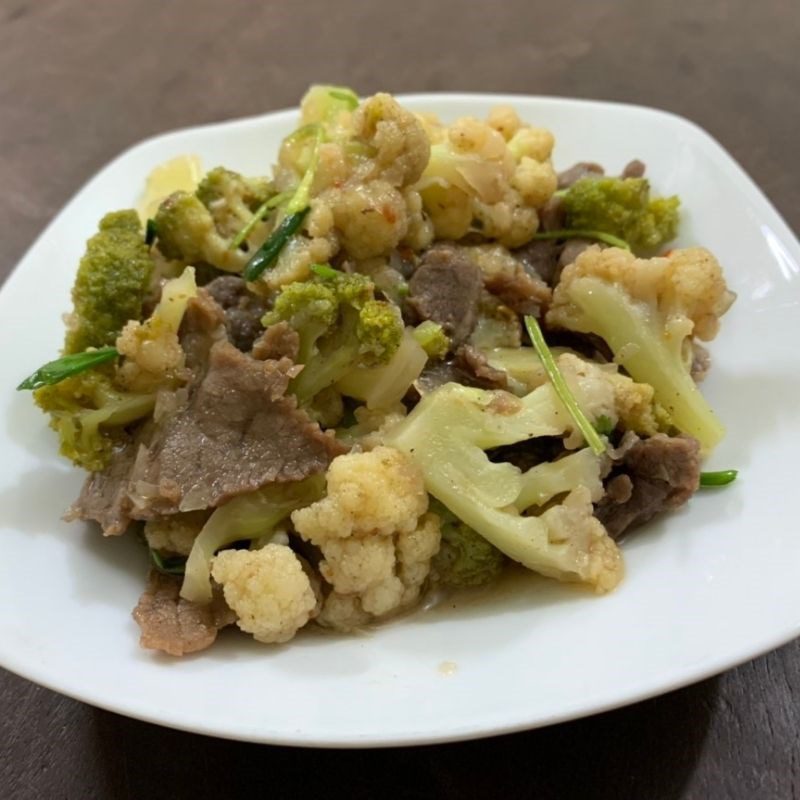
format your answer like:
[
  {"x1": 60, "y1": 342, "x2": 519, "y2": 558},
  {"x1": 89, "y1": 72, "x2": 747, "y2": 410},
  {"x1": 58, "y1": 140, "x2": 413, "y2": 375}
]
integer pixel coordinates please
[
  {"x1": 531, "y1": 229, "x2": 631, "y2": 251},
  {"x1": 310, "y1": 263, "x2": 340, "y2": 280},
  {"x1": 286, "y1": 127, "x2": 323, "y2": 214},
  {"x1": 145, "y1": 218, "x2": 157, "y2": 246},
  {"x1": 149, "y1": 548, "x2": 187, "y2": 576},
  {"x1": 699, "y1": 470, "x2": 738, "y2": 487},
  {"x1": 229, "y1": 191, "x2": 292, "y2": 251},
  {"x1": 17, "y1": 346, "x2": 119, "y2": 391},
  {"x1": 243, "y1": 208, "x2": 310, "y2": 282},
  {"x1": 328, "y1": 88, "x2": 359, "y2": 109},
  {"x1": 242, "y1": 127, "x2": 322, "y2": 282},
  {"x1": 524, "y1": 316, "x2": 606, "y2": 456}
]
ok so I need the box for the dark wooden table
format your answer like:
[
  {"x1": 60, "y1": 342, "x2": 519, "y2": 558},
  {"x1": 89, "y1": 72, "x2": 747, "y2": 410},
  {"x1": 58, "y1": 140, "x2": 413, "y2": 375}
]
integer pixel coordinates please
[{"x1": 2, "y1": 2, "x2": 798, "y2": 798}]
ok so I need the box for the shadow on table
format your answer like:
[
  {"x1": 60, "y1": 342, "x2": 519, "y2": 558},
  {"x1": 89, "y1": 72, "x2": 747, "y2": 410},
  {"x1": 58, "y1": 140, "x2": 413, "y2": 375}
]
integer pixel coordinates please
[{"x1": 90, "y1": 675, "x2": 718, "y2": 800}]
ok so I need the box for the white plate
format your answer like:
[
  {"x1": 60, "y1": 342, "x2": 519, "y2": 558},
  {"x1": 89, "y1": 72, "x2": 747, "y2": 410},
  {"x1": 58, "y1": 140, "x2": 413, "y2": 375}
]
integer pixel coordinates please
[{"x1": 1, "y1": 94, "x2": 798, "y2": 747}]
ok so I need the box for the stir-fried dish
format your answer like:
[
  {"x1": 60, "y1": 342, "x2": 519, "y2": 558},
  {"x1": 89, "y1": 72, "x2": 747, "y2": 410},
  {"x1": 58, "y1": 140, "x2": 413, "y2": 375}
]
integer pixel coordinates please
[{"x1": 18, "y1": 87, "x2": 736, "y2": 656}]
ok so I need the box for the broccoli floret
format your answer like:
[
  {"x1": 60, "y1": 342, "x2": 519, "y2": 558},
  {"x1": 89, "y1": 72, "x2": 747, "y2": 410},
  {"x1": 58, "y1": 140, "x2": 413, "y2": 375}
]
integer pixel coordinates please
[
  {"x1": 384, "y1": 381, "x2": 623, "y2": 592},
  {"x1": 34, "y1": 371, "x2": 155, "y2": 471},
  {"x1": 195, "y1": 167, "x2": 272, "y2": 236},
  {"x1": 547, "y1": 245, "x2": 735, "y2": 451},
  {"x1": 431, "y1": 501, "x2": 505, "y2": 588},
  {"x1": 181, "y1": 476, "x2": 325, "y2": 604},
  {"x1": 562, "y1": 177, "x2": 680, "y2": 252},
  {"x1": 262, "y1": 272, "x2": 404, "y2": 405},
  {"x1": 64, "y1": 211, "x2": 153, "y2": 354},
  {"x1": 154, "y1": 167, "x2": 275, "y2": 273},
  {"x1": 412, "y1": 321, "x2": 450, "y2": 360}
]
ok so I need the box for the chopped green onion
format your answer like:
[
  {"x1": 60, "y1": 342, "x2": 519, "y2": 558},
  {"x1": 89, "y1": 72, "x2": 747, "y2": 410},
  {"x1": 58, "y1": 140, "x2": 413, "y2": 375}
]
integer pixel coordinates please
[
  {"x1": 17, "y1": 347, "x2": 119, "y2": 391},
  {"x1": 310, "y1": 263, "x2": 340, "y2": 280},
  {"x1": 242, "y1": 208, "x2": 310, "y2": 282},
  {"x1": 149, "y1": 548, "x2": 187, "y2": 576},
  {"x1": 145, "y1": 218, "x2": 157, "y2": 246},
  {"x1": 699, "y1": 470, "x2": 738, "y2": 487},
  {"x1": 524, "y1": 316, "x2": 606, "y2": 456},
  {"x1": 286, "y1": 128, "x2": 323, "y2": 214},
  {"x1": 242, "y1": 126, "x2": 322, "y2": 282},
  {"x1": 229, "y1": 191, "x2": 292, "y2": 251},
  {"x1": 328, "y1": 88, "x2": 359, "y2": 109},
  {"x1": 531, "y1": 229, "x2": 631, "y2": 251}
]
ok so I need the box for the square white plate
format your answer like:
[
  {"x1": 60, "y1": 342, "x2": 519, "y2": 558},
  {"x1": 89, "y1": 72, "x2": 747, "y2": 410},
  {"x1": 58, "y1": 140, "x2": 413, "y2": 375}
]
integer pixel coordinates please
[{"x1": 1, "y1": 94, "x2": 798, "y2": 747}]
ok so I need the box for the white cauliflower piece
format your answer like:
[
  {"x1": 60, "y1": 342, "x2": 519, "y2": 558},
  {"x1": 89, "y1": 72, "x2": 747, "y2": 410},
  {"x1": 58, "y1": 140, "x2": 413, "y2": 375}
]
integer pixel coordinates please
[
  {"x1": 547, "y1": 245, "x2": 735, "y2": 450},
  {"x1": 210, "y1": 544, "x2": 320, "y2": 644},
  {"x1": 291, "y1": 447, "x2": 441, "y2": 628}
]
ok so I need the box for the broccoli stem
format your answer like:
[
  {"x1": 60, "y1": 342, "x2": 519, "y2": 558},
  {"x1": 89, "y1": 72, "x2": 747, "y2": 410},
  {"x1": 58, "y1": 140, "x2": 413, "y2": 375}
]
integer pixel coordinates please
[
  {"x1": 524, "y1": 316, "x2": 606, "y2": 456},
  {"x1": 567, "y1": 277, "x2": 725, "y2": 451},
  {"x1": 699, "y1": 470, "x2": 738, "y2": 487},
  {"x1": 242, "y1": 208, "x2": 310, "y2": 282},
  {"x1": 530, "y1": 229, "x2": 631, "y2": 251},
  {"x1": 17, "y1": 347, "x2": 119, "y2": 391}
]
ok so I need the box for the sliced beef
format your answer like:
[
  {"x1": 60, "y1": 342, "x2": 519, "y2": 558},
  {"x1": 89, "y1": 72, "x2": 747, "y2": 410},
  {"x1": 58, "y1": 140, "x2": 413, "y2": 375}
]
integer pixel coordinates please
[
  {"x1": 132, "y1": 570, "x2": 236, "y2": 656},
  {"x1": 538, "y1": 195, "x2": 567, "y2": 232},
  {"x1": 453, "y1": 345, "x2": 508, "y2": 390},
  {"x1": 128, "y1": 341, "x2": 346, "y2": 517},
  {"x1": 204, "y1": 275, "x2": 269, "y2": 352},
  {"x1": 252, "y1": 321, "x2": 300, "y2": 362},
  {"x1": 595, "y1": 434, "x2": 701, "y2": 539},
  {"x1": 64, "y1": 436, "x2": 141, "y2": 536},
  {"x1": 557, "y1": 161, "x2": 604, "y2": 189},
  {"x1": 407, "y1": 245, "x2": 483, "y2": 345},
  {"x1": 621, "y1": 159, "x2": 646, "y2": 179},
  {"x1": 180, "y1": 289, "x2": 227, "y2": 375},
  {"x1": 691, "y1": 342, "x2": 711, "y2": 382},
  {"x1": 514, "y1": 240, "x2": 562, "y2": 286},
  {"x1": 481, "y1": 257, "x2": 551, "y2": 317},
  {"x1": 487, "y1": 437, "x2": 567, "y2": 472},
  {"x1": 558, "y1": 239, "x2": 594, "y2": 269}
]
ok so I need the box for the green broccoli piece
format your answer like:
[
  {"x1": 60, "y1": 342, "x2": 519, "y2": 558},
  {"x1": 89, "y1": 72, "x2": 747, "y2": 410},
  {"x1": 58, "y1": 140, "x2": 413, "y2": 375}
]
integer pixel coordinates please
[
  {"x1": 262, "y1": 273, "x2": 404, "y2": 405},
  {"x1": 154, "y1": 167, "x2": 275, "y2": 273},
  {"x1": 431, "y1": 501, "x2": 505, "y2": 587},
  {"x1": 64, "y1": 211, "x2": 153, "y2": 354},
  {"x1": 412, "y1": 321, "x2": 450, "y2": 360},
  {"x1": 34, "y1": 371, "x2": 155, "y2": 471},
  {"x1": 562, "y1": 177, "x2": 680, "y2": 252}
]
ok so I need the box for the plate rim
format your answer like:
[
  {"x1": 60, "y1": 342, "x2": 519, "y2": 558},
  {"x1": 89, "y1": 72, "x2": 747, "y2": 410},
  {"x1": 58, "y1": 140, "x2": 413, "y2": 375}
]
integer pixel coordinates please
[{"x1": 2, "y1": 92, "x2": 799, "y2": 748}]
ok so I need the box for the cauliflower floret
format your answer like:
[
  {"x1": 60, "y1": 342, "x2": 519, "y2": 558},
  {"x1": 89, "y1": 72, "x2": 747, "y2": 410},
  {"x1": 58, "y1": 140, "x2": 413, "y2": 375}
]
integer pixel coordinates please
[
  {"x1": 353, "y1": 92, "x2": 431, "y2": 187},
  {"x1": 116, "y1": 266, "x2": 197, "y2": 391},
  {"x1": 210, "y1": 544, "x2": 320, "y2": 644},
  {"x1": 415, "y1": 111, "x2": 557, "y2": 247},
  {"x1": 329, "y1": 180, "x2": 409, "y2": 259},
  {"x1": 292, "y1": 446, "x2": 427, "y2": 540},
  {"x1": 547, "y1": 245, "x2": 735, "y2": 450},
  {"x1": 144, "y1": 511, "x2": 209, "y2": 556},
  {"x1": 291, "y1": 447, "x2": 441, "y2": 628}
]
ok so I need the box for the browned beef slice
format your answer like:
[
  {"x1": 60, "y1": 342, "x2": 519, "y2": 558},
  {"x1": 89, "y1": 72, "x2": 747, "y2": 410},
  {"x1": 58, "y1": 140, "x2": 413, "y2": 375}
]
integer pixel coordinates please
[
  {"x1": 252, "y1": 321, "x2": 300, "y2": 362},
  {"x1": 621, "y1": 159, "x2": 646, "y2": 179},
  {"x1": 559, "y1": 239, "x2": 594, "y2": 269},
  {"x1": 64, "y1": 436, "x2": 140, "y2": 536},
  {"x1": 407, "y1": 245, "x2": 483, "y2": 344},
  {"x1": 128, "y1": 341, "x2": 346, "y2": 517},
  {"x1": 180, "y1": 289, "x2": 227, "y2": 374},
  {"x1": 557, "y1": 161, "x2": 604, "y2": 189},
  {"x1": 691, "y1": 342, "x2": 711, "y2": 382},
  {"x1": 482, "y1": 259, "x2": 551, "y2": 317},
  {"x1": 514, "y1": 240, "x2": 562, "y2": 286},
  {"x1": 204, "y1": 275, "x2": 268, "y2": 352},
  {"x1": 538, "y1": 195, "x2": 567, "y2": 232},
  {"x1": 133, "y1": 570, "x2": 235, "y2": 656},
  {"x1": 595, "y1": 434, "x2": 701, "y2": 539},
  {"x1": 454, "y1": 345, "x2": 508, "y2": 390}
]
